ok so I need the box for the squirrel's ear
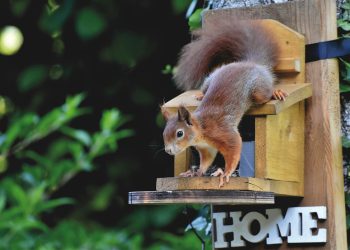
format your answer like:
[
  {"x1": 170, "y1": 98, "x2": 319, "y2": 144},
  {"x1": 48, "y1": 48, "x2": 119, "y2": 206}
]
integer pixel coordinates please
[
  {"x1": 161, "y1": 107, "x2": 171, "y2": 121},
  {"x1": 178, "y1": 106, "x2": 192, "y2": 126}
]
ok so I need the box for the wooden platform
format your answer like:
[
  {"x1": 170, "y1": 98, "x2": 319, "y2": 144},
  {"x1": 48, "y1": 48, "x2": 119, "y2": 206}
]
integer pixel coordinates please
[
  {"x1": 162, "y1": 83, "x2": 312, "y2": 116},
  {"x1": 156, "y1": 177, "x2": 303, "y2": 197},
  {"x1": 128, "y1": 190, "x2": 274, "y2": 205}
]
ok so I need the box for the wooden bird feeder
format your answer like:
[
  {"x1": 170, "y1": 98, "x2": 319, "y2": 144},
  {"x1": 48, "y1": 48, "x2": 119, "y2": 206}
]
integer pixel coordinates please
[
  {"x1": 129, "y1": 20, "x2": 312, "y2": 204},
  {"x1": 159, "y1": 20, "x2": 311, "y2": 197}
]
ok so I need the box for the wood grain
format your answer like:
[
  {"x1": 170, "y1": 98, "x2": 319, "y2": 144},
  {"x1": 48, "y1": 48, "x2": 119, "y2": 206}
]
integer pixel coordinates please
[
  {"x1": 205, "y1": 0, "x2": 347, "y2": 249},
  {"x1": 129, "y1": 190, "x2": 275, "y2": 205},
  {"x1": 174, "y1": 148, "x2": 191, "y2": 176},
  {"x1": 156, "y1": 177, "x2": 303, "y2": 196},
  {"x1": 265, "y1": 102, "x2": 305, "y2": 182}
]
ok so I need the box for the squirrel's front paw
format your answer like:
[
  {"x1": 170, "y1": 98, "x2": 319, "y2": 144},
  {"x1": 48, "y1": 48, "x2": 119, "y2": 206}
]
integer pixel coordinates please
[
  {"x1": 211, "y1": 168, "x2": 235, "y2": 187},
  {"x1": 211, "y1": 168, "x2": 226, "y2": 187},
  {"x1": 179, "y1": 170, "x2": 194, "y2": 177},
  {"x1": 273, "y1": 89, "x2": 288, "y2": 101},
  {"x1": 179, "y1": 168, "x2": 204, "y2": 177}
]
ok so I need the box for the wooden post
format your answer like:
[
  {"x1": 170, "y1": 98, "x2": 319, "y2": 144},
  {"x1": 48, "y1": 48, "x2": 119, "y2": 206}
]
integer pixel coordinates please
[{"x1": 207, "y1": 0, "x2": 347, "y2": 248}]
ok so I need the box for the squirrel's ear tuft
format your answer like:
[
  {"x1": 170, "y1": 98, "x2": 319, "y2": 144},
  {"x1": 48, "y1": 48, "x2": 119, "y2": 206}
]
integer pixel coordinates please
[
  {"x1": 161, "y1": 106, "x2": 171, "y2": 121},
  {"x1": 178, "y1": 106, "x2": 192, "y2": 125}
]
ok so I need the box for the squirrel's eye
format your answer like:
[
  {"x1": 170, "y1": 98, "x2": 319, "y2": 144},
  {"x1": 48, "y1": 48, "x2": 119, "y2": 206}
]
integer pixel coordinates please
[{"x1": 176, "y1": 130, "x2": 184, "y2": 138}]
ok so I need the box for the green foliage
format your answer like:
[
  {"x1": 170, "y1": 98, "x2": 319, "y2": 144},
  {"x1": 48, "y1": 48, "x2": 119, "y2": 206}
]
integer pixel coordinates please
[
  {"x1": 188, "y1": 8, "x2": 202, "y2": 31},
  {"x1": 0, "y1": 94, "x2": 133, "y2": 248},
  {"x1": 2, "y1": 0, "x2": 207, "y2": 249},
  {"x1": 39, "y1": 0, "x2": 74, "y2": 35},
  {"x1": 75, "y1": 7, "x2": 107, "y2": 40},
  {"x1": 149, "y1": 231, "x2": 212, "y2": 250},
  {"x1": 171, "y1": 0, "x2": 193, "y2": 15},
  {"x1": 17, "y1": 65, "x2": 48, "y2": 92},
  {"x1": 339, "y1": 2, "x2": 350, "y2": 35},
  {"x1": 10, "y1": 0, "x2": 31, "y2": 17},
  {"x1": 3, "y1": 220, "x2": 144, "y2": 250},
  {"x1": 100, "y1": 32, "x2": 155, "y2": 68}
]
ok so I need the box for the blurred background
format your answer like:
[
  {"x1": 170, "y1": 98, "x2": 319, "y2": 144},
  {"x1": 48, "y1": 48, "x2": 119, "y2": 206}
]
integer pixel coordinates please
[
  {"x1": 0, "y1": 0, "x2": 211, "y2": 249},
  {"x1": 2, "y1": 0, "x2": 350, "y2": 249}
]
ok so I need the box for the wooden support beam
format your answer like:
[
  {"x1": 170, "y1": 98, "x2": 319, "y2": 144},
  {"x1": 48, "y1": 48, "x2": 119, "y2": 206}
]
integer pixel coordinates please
[
  {"x1": 205, "y1": 0, "x2": 347, "y2": 248},
  {"x1": 128, "y1": 190, "x2": 275, "y2": 205}
]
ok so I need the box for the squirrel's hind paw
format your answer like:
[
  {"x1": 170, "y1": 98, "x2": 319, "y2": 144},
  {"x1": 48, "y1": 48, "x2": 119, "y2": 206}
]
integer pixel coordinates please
[{"x1": 193, "y1": 92, "x2": 204, "y2": 101}]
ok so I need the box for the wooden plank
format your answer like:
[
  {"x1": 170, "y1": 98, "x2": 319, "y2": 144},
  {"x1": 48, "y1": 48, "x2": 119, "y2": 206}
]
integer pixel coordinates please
[
  {"x1": 174, "y1": 148, "x2": 191, "y2": 176},
  {"x1": 205, "y1": 0, "x2": 346, "y2": 249},
  {"x1": 128, "y1": 190, "x2": 275, "y2": 205},
  {"x1": 156, "y1": 177, "x2": 303, "y2": 196},
  {"x1": 162, "y1": 83, "x2": 312, "y2": 116},
  {"x1": 247, "y1": 83, "x2": 312, "y2": 115},
  {"x1": 265, "y1": 102, "x2": 305, "y2": 182},
  {"x1": 275, "y1": 58, "x2": 301, "y2": 73},
  {"x1": 257, "y1": 19, "x2": 305, "y2": 83}
]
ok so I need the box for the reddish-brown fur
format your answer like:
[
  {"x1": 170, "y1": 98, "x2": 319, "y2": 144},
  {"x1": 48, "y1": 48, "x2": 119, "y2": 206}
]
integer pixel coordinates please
[
  {"x1": 163, "y1": 20, "x2": 281, "y2": 186},
  {"x1": 174, "y1": 18, "x2": 279, "y2": 91}
]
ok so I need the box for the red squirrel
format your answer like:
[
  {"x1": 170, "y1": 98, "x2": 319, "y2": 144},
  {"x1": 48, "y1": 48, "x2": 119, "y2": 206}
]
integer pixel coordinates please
[{"x1": 162, "y1": 18, "x2": 287, "y2": 187}]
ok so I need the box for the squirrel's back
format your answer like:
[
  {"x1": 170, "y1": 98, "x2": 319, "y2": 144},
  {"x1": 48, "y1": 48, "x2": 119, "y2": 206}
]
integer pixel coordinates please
[{"x1": 174, "y1": 18, "x2": 279, "y2": 90}]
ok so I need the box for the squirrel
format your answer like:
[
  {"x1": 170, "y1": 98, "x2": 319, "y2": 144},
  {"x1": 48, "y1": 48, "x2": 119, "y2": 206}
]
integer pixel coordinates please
[{"x1": 161, "y1": 18, "x2": 287, "y2": 187}]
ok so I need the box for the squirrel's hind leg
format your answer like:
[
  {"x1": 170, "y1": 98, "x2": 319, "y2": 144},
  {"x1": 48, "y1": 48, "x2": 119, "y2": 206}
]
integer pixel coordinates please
[{"x1": 251, "y1": 80, "x2": 274, "y2": 105}]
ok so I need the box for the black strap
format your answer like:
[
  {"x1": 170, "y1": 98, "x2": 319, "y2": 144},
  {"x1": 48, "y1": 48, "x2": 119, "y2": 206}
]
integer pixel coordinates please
[{"x1": 306, "y1": 37, "x2": 350, "y2": 62}]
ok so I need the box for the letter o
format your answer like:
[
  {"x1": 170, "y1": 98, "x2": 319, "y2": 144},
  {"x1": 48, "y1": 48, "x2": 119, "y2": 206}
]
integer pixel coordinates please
[{"x1": 240, "y1": 212, "x2": 268, "y2": 243}]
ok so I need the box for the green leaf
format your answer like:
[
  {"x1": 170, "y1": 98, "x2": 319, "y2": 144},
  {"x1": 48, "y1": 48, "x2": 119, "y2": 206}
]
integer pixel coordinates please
[
  {"x1": 0, "y1": 113, "x2": 38, "y2": 151},
  {"x1": 60, "y1": 127, "x2": 92, "y2": 146},
  {"x1": 0, "y1": 191, "x2": 6, "y2": 213},
  {"x1": 338, "y1": 19, "x2": 350, "y2": 31},
  {"x1": 347, "y1": 215, "x2": 350, "y2": 229},
  {"x1": 171, "y1": 0, "x2": 192, "y2": 14},
  {"x1": 39, "y1": 0, "x2": 74, "y2": 35},
  {"x1": 100, "y1": 109, "x2": 122, "y2": 131},
  {"x1": 35, "y1": 197, "x2": 74, "y2": 213},
  {"x1": 29, "y1": 183, "x2": 46, "y2": 207},
  {"x1": 10, "y1": 0, "x2": 30, "y2": 17},
  {"x1": 188, "y1": 8, "x2": 202, "y2": 31},
  {"x1": 340, "y1": 84, "x2": 350, "y2": 93},
  {"x1": 162, "y1": 64, "x2": 174, "y2": 75},
  {"x1": 100, "y1": 32, "x2": 155, "y2": 68},
  {"x1": 75, "y1": 7, "x2": 107, "y2": 40},
  {"x1": 342, "y1": 136, "x2": 350, "y2": 148},
  {"x1": 131, "y1": 88, "x2": 154, "y2": 106},
  {"x1": 345, "y1": 192, "x2": 350, "y2": 205},
  {"x1": 89, "y1": 184, "x2": 115, "y2": 211},
  {"x1": 17, "y1": 65, "x2": 48, "y2": 92},
  {"x1": 115, "y1": 129, "x2": 134, "y2": 140},
  {"x1": 0, "y1": 155, "x2": 7, "y2": 173},
  {"x1": 3, "y1": 179, "x2": 27, "y2": 207},
  {"x1": 342, "y1": 2, "x2": 350, "y2": 10}
]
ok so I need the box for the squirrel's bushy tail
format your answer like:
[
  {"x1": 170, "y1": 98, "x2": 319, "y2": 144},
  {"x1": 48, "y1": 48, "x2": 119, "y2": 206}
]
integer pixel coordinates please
[{"x1": 174, "y1": 18, "x2": 279, "y2": 91}]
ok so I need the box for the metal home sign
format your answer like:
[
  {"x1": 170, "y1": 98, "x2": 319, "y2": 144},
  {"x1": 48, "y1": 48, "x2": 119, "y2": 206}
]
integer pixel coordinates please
[{"x1": 213, "y1": 206, "x2": 327, "y2": 248}]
